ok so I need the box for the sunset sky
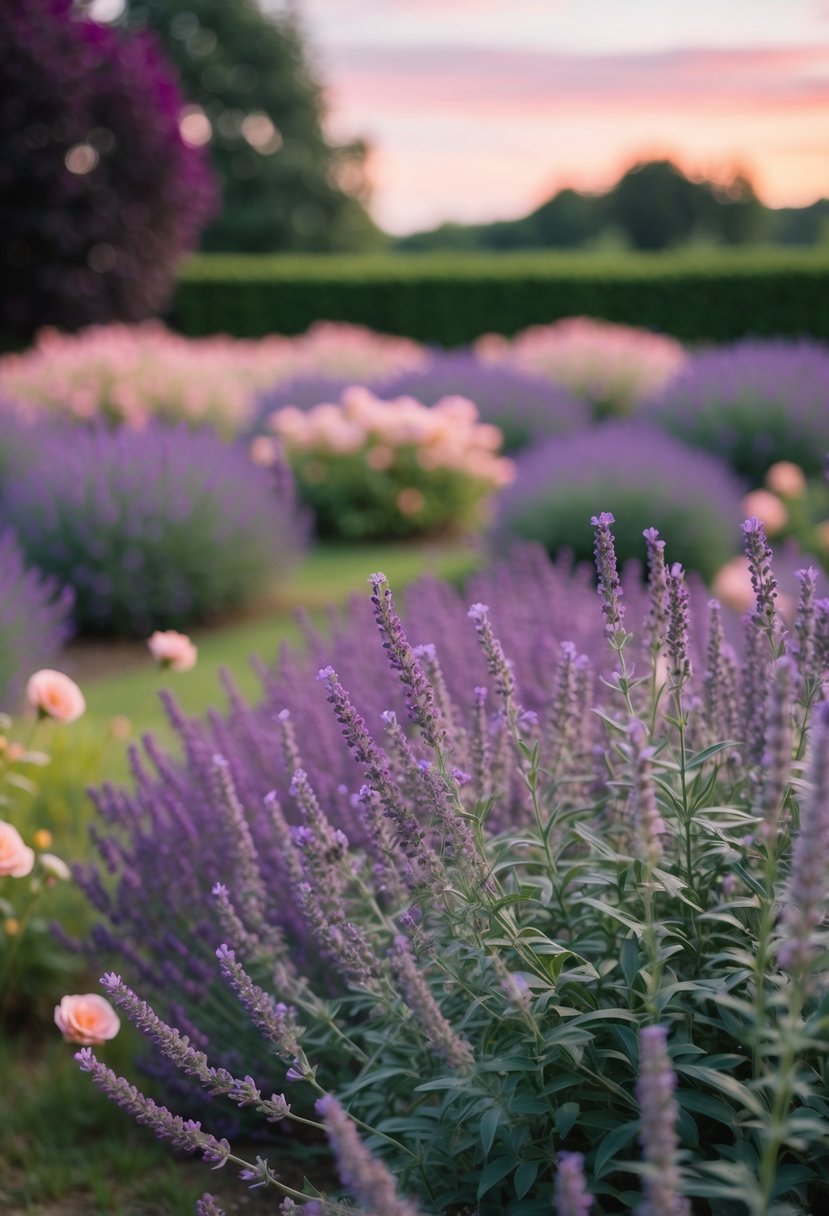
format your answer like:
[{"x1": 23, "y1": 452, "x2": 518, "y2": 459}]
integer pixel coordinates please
[{"x1": 285, "y1": 0, "x2": 829, "y2": 234}]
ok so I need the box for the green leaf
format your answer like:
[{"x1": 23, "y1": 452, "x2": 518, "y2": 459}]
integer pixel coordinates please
[
  {"x1": 514, "y1": 1160, "x2": 540, "y2": 1198},
  {"x1": 594, "y1": 1121, "x2": 639, "y2": 1179},
  {"x1": 476, "y1": 1156, "x2": 515, "y2": 1201},
  {"x1": 620, "y1": 933, "x2": 640, "y2": 987},
  {"x1": 554, "y1": 1102, "x2": 580, "y2": 1139},
  {"x1": 480, "y1": 1106, "x2": 501, "y2": 1156}
]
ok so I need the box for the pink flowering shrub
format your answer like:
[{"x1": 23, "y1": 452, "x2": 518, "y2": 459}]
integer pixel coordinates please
[
  {"x1": 264, "y1": 386, "x2": 514, "y2": 539},
  {"x1": 0, "y1": 322, "x2": 428, "y2": 439},
  {"x1": 477, "y1": 316, "x2": 687, "y2": 418}
]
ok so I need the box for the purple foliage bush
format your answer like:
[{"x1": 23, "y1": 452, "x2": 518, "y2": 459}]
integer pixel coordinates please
[
  {"x1": 2, "y1": 422, "x2": 299, "y2": 636},
  {"x1": 74, "y1": 521, "x2": 829, "y2": 1212},
  {"x1": 644, "y1": 339, "x2": 829, "y2": 482},
  {"x1": 79, "y1": 545, "x2": 716, "y2": 1091},
  {"x1": 497, "y1": 421, "x2": 746, "y2": 579},
  {"x1": 378, "y1": 352, "x2": 590, "y2": 452},
  {"x1": 0, "y1": 0, "x2": 215, "y2": 344},
  {"x1": 0, "y1": 529, "x2": 73, "y2": 712}
]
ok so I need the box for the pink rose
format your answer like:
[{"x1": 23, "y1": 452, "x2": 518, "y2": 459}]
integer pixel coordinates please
[
  {"x1": 0, "y1": 821, "x2": 35, "y2": 878},
  {"x1": 54, "y1": 993, "x2": 120, "y2": 1045},
  {"x1": 147, "y1": 630, "x2": 198, "y2": 673},
  {"x1": 741, "y1": 490, "x2": 788, "y2": 537},
  {"x1": 26, "y1": 669, "x2": 86, "y2": 724},
  {"x1": 765, "y1": 461, "x2": 807, "y2": 500}
]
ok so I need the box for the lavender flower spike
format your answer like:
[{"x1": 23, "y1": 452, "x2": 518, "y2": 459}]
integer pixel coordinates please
[
  {"x1": 316, "y1": 1093, "x2": 424, "y2": 1216},
  {"x1": 369, "y1": 572, "x2": 444, "y2": 749},
  {"x1": 196, "y1": 1196, "x2": 226, "y2": 1216},
  {"x1": 390, "y1": 936, "x2": 474, "y2": 1072},
  {"x1": 666, "y1": 563, "x2": 692, "y2": 690},
  {"x1": 628, "y1": 720, "x2": 666, "y2": 865},
  {"x1": 643, "y1": 527, "x2": 668, "y2": 654},
  {"x1": 591, "y1": 512, "x2": 625, "y2": 645},
  {"x1": 636, "y1": 1026, "x2": 691, "y2": 1216},
  {"x1": 742, "y1": 517, "x2": 780, "y2": 644},
  {"x1": 76, "y1": 1048, "x2": 231, "y2": 1168},
  {"x1": 779, "y1": 701, "x2": 829, "y2": 975},
  {"x1": 554, "y1": 1151, "x2": 593, "y2": 1216}
]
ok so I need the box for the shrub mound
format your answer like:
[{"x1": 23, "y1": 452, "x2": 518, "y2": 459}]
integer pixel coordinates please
[
  {"x1": 0, "y1": 530, "x2": 72, "y2": 711},
  {"x1": 379, "y1": 351, "x2": 589, "y2": 452},
  {"x1": 476, "y1": 315, "x2": 687, "y2": 417},
  {"x1": 2, "y1": 422, "x2": 299, "y2": 636},
  {"x1": 497, "y1": 421, "x2": 745, "y2": 579},
  {"x1": 266, "y1": 387, "x2": 513, "y2": 540},
  {"x1": 644, "y1": 338, "x2": 829, "y2": 482},
  {"x1": 73, "y1": 519, "x2": 829, "y2": 1213}
]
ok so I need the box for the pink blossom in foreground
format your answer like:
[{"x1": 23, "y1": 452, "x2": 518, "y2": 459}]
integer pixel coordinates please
[
  {"x1": 0, "y1": 821, "x2": 35, "y2": 878},
  {"x1": 741, "y1": 490, "x2": 788, "y2": 536},
  {"x1": 26, "y1": 669, "x2": 86, "y2": 723},
  {"x1": 147, "y1": 630, "x2": 198, "y2": 673},
  {"x1": 55, "y1": 993, "x2": 121, "y2": 1045}
]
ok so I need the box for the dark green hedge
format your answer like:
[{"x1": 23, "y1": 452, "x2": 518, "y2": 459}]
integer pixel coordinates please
[{"x1": 170, "y1": 250, "x2": 829, "y2": 345}]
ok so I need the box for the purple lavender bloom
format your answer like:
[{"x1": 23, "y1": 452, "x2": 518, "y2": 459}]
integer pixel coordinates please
[
  {"x1": 636, "y1": 1026, "x2": 691, "y2": 1216},
  {"x1": 378, "y1": 350, "x2": 589, "y2": 453},
  {"x1": 0, "y1": 528, "x2": 73, "y2": 711},
  {"x1": 195, "y1": 1196, "x2": 226, "y2": 1216},
  {"x1": 316, "y1": 1094, "x2": 424, "y2": 1216},
  {"x1": 644, "y1": 339, "x2": 829, "y2": 481},
  {"x1": 554, "y1": 1152, "x2": 593, "y2": 1216},
  {"x1": 3, "y1": 421, "x2": 300, "y2": 635},
  {"x1": 780, "y1": 701, "x2": 829, "y2": 975},
  {"x1": 497, "y1": 422, "x2": 745, "y2": 580}
]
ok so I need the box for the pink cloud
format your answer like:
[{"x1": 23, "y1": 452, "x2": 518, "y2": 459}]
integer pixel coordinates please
[{"x1": 330, "y1": 44, "x2": 829, "y2": 114}]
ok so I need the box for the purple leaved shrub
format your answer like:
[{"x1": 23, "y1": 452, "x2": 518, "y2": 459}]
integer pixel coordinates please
[
  {"x1": 2, "y1": 422, "x2": 300, "y2": 636},
  {"x1": 79, "y1": 542, "x2": 725, "y2": 1101},
  {"x1": 0, "y1": 0, "x2": 215, "y2": 345},
  {"x1": 73, "y1": 520, "x2": 829, "y2": 1212},
  {"x1": 378, "y1": 351, "x2": 590, "y2": 453},
  {"x1": 0, "y1": 529, "x2": 73, "y2": 712},
  {"x1": 644, "y1": 339, "x2": 829, "y2": 483},
  {"x1": 497, "y1": 421, "x2": 746, "y2": 580}
]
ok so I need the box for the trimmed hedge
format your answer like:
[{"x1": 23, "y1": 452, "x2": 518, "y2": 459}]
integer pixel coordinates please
[{"x1": 170, "y1": 250, "x2": 829, "y2": 346}]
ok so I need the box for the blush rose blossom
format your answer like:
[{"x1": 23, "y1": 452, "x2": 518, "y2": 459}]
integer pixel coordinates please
[
  {"x1": 26, "y1": 670, "x2": 86, "y2": 723},
  {"x1": 54, "y1": 993, "x2": 120, "y2": 1045},
  {"x1": 0, "y1": 821, "x2": 35, "y2": 878},
  {"x1": 147, "y1": 630, "x2": 198, "y2": 672}
]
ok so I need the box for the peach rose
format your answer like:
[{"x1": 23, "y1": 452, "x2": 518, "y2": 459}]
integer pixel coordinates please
[
  {"x1": 54, "y1": 993, "x2": 120, "y2": 1045},
  {"x1": 147, "y1": 630, "x2": 198, "y2": 673},
  {"x1": 0, "y1": 821, "x2": 35, "y2": 878},
  {"x1": 765, "y1": 461, "x2": 807, "y2": 499},
  {"x1": 26, "y1": 670, "x2": 86, "y2": 723},
  {"x1": 741, "y1": 491, "x2": 788, "y2": 536},
  {"x1": 712, "y1": 556, "x2": 754, "y2": 615}
]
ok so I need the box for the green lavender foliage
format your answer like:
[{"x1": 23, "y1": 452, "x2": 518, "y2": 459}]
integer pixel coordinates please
[{"x1": 79, "y1": 520, "x2": 829, "y2": 1215}]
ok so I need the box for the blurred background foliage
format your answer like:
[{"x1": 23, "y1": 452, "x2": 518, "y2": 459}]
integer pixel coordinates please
[{"x1": 123, "y1": 0, "x2": 386, "y2": 253}]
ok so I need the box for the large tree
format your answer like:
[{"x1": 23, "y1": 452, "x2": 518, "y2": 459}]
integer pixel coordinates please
[{"x1": 125, "y1": 0, "x2": 384, "y2": 252}]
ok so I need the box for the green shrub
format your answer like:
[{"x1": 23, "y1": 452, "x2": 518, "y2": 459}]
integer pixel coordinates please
[{"x1": 171, "y1": 250, "x2": 829, "y2": 345}]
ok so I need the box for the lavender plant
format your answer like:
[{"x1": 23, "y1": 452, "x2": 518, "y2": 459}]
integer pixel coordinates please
[
  {"x1": 72, "y1": 515, "x2": 829, "y2": 1213},
  {"x1": 378, "y1": 352, "x2": 590, "y2": 453},
  {"x1": 2, "y1": 422, "x2": 299, "y2": 636},
  {"x1": 0, "y1": 530, "x2": 72, "y2": 712},
  {"x1": 644, "y1": 339, "x2": 829, "y2": 482},
  {"x1": 497, "y1": 421, "x2": 746, "y2": 579}
]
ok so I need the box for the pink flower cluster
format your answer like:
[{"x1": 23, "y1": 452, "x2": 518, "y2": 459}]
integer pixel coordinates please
[
  {"x1": 266, "y1": 387, "x2": 514, "y2": 491},
  {"x1": 476, "y1": 316, "x2": 687, "y2": 414},
  {"x1": 0, "y1": 322, "x2": 427, "y2": 437}
]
